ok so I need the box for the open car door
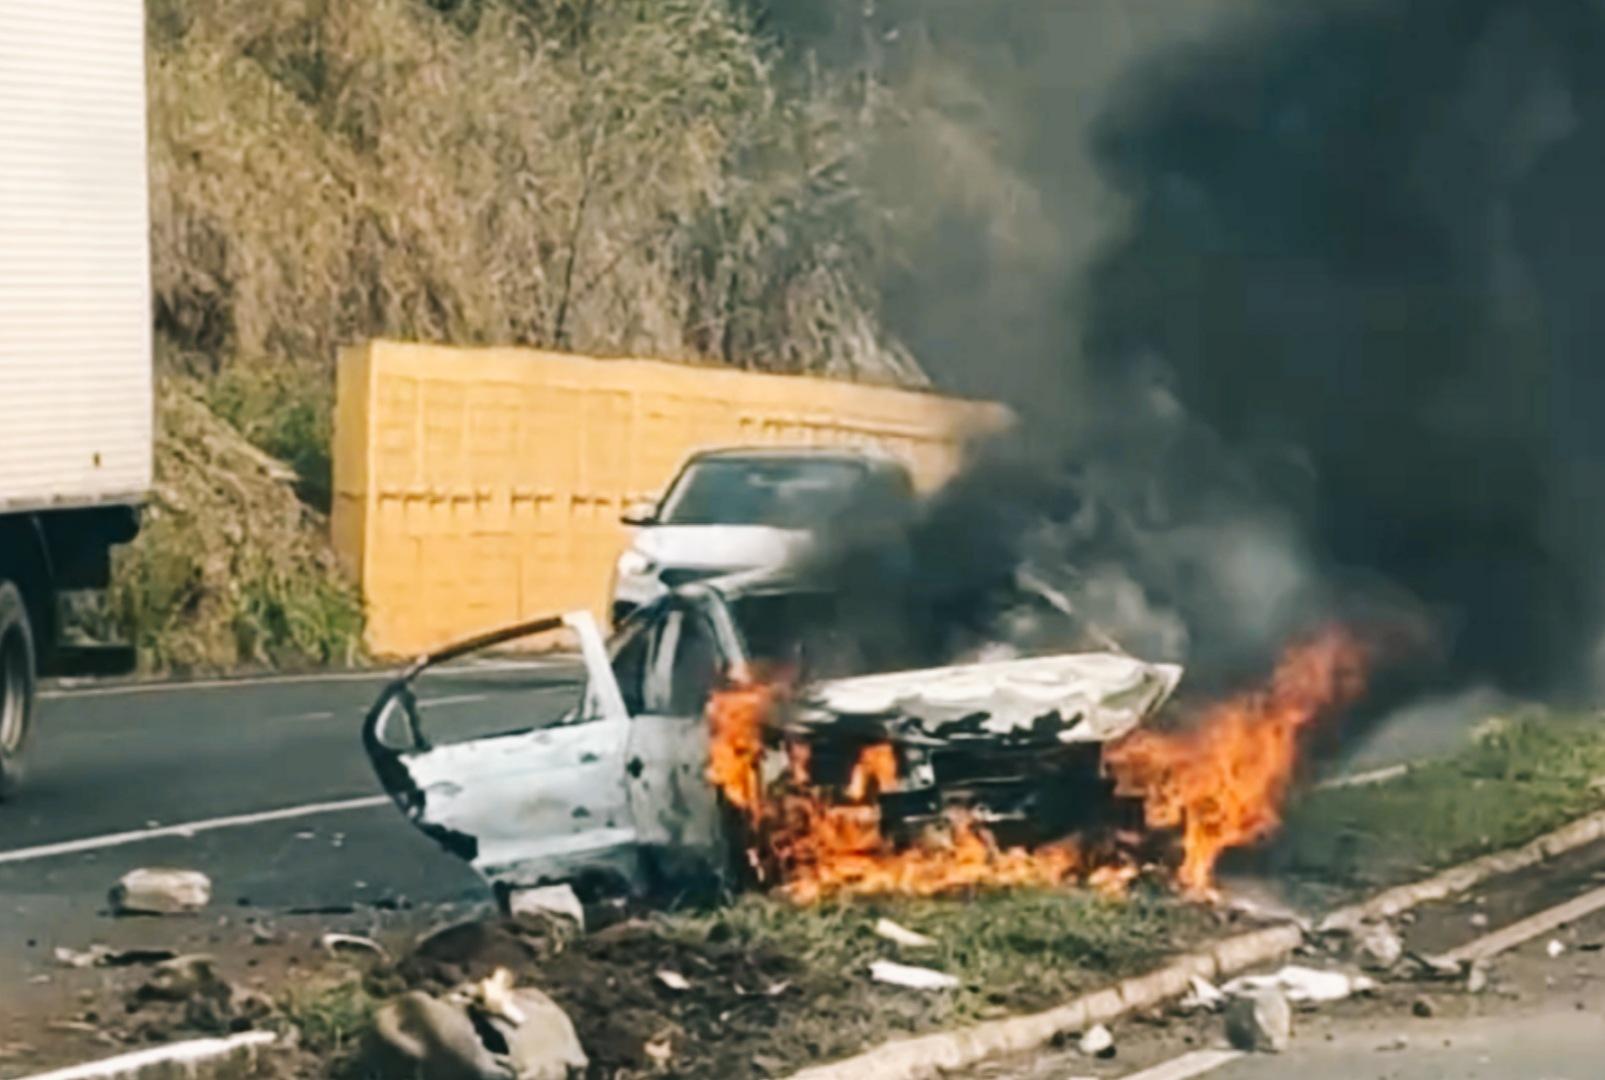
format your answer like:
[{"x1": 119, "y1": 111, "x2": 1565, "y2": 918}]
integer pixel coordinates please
[{"x1": 362, "y1": 611, "x2": 646, "y2": 896}]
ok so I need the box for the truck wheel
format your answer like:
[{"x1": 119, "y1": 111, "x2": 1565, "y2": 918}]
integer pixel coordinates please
[{"x1": 0, "y1": 582, "x2": 36, "y2": 799}]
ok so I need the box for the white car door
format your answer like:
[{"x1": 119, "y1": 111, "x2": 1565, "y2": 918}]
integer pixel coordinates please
[
  {"x1": 623, "y1": 597, "x2": 736, "y2": 890},
  {"x1": 365, "y1": 611, "x2": 648, "y2": 894}
]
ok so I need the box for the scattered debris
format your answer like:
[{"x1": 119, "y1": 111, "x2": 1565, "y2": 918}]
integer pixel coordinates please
[
  {"x1": 53, "y1": 944, "x2": 176, "y2": 969},
  {"x1": 1353, "y1": 922, "x2": 1404, "y2": 971},
  {"x1": 1225, "y1": 987, "x2": 1291, "y2": 1053},
  {"x1": 868, "y1": 960, "x2": 961, "y2": 991},
  {"x1": 1402, "y1": 951, "x2": 1462, "y2": 981},
  {"x1": 655, "y1": 969, "x2": 692, "y2": 993},
  {"x1": 1377, "y1": 1035, "x2": 1410, "y2": 1052},
  {"x1": 1469, "y1": 913, "x2": 1489, "y2": 929},
  {"x1": 1466, "y1": 961, "x2": 1490, "y2": 994},
  {"x1": 508, "y1": 884, "x2": 586, "y2": 930},
  {"x1": 1077, "y1": 1023, "x2": 1116, "y2": 1058},
  {"x1": 321, "y1": 932, "x2": 392, "y2": 965},
  {"x1": 249, "y1": 922, "x2": 280, "y2": 946},
  {"x1": 1411, "y1": 995, "x2": 1436, "y2": 1018},
  {"x1": 132, "y1": 954, "x2": 273, "y2": 1033},
  {"x1": 1546, "y1": 938, "x2": 1567, "y2": 959},
  {"x1": 1179, "y1": 974, "x2": 1227, "y2": 1013},
  {"x1": 873, "y1": 918, "x2": 936, "y2": 950},
  {"x1": 1223, "y1": 965, "x2": 1373, "y2": 1005},
  {"x1": 109, "y1": 868, "x2": 211, "y2": 915}
]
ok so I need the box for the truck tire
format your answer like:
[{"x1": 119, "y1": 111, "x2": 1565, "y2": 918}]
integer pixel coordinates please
[{"x1": 0, "y1": 582, "x2": 36, "y2": 799}]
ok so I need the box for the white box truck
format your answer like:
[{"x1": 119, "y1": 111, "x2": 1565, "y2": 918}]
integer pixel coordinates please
[{"x1": 0, "y1": 1, "x2": 153, "y2": 793}]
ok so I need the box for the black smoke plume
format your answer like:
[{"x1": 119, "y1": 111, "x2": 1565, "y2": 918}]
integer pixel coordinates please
[{"x1": 813, "y1": 0, "x2": 1605, "y2": 696}]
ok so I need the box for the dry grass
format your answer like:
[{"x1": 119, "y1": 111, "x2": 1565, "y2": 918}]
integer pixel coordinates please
[{"x1": 147, "y1": 0, "x2": 915, "y2": 385}]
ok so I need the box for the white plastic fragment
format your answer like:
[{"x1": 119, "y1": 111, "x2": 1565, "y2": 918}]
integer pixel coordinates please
[
  {"x1": 869, "y1": 960, "x2": 960, "y2": 991},
  {"x1": 509, "y1": 883, "x2": 586, "y2": 930},
  {"x1": 1180, "y1": 974, "x2": 1227, "y2": 1012},
  {"x1": 1547, "y1": 938, "x2": 1567, "y2": 958},
  {"x1": 656, "y1": 969, "x2": 692, "y2": 992},
  {"x1": 1077, "y1": 1024, "x2": 1115, "y2": 1058},
  {"x1": 1223, "y1": 965, "x2": 1373, "y2": 1004},
  {"x1": 873, "y1": 918, "x2": 936, "y2": 949},
  {"x1": 320, "y1": 933, "x2": 392, "y2": 964}
]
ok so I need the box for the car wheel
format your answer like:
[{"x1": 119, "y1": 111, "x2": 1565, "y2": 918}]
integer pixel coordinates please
[{"x1": 0, "y1": 581, "x2": 36, "y2": 800}]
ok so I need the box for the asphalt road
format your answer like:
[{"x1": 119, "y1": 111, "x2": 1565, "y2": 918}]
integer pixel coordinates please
[{"x1": 0, "y1": 660, "x2": 585, "y2": 979}]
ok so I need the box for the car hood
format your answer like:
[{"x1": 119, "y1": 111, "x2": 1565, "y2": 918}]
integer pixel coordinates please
[
  {"x1": 634, "y1": 524, "x2": 816, "y2": 572},
  {"x1": 796, "y1": 652, "x2": 1184, "y2": 745}
]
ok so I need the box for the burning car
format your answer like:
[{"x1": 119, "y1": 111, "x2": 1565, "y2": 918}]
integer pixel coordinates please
[{"x1": 363, "y1": 572, "x2": 1184, "y2": 906}]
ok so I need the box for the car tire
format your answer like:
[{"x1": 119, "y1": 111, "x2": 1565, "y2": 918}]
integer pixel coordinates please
[{"x1": 0, "y1": 581, "x2": 36, "y2": 800}]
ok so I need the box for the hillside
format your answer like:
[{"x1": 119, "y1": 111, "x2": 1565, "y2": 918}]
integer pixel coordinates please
[{"x1": 123, "y1": 0, "x2": 917, "y2": 669}]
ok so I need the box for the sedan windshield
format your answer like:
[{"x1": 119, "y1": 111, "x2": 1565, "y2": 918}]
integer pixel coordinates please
[{"x1": 658, "y1": 458, "x2": 870, "y2": 528}]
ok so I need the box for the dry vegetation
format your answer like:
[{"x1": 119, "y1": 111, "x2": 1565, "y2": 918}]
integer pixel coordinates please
[{"x1": 126, "y1": 0, "x2": 929, "y2": 669}]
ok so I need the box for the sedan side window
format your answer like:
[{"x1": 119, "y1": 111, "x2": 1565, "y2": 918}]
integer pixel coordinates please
[
  {"x1": 668, "y1": 612, "x2": 723, "y2": 716},
  {"x1": 609, "y1": 621, "x2": 650, "y2": 716}
]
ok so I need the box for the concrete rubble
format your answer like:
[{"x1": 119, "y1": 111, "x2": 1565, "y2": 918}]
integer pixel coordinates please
[
  {"x1": 108, "y1": 868, "x2": 212, "y2": 916},
  {"x1": 1352, "y1": 922, "x2": 1405, "y2": 971},
  {"x1": 1224, "y1": 986, "x2": 1292, "y2": 1053}
]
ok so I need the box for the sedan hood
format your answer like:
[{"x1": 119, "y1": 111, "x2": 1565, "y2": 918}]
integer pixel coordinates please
[
  {"x1": 634, "y1": 524, "x2": 816, "y2": 573},
  {"x1": 798, "y1": 652, "x2": 1184, "y2": 744}
]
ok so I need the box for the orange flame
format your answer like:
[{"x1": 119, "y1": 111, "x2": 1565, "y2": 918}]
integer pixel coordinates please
[
  {"x1": 704, "y1": 626, "x2": 1370, "y2": 903},
  {"x1": 704, "y1": 678, "x2": 1122, "y2": 902},
  {"x1": 1104, "y1": 626, "x2": 1370, "y2": 895}
]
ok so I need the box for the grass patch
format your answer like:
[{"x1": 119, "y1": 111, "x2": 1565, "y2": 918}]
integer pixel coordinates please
[
  {"x1": 683, "y1": 887, "x2": 1209, "y2": 1018},
  {"x1": 1278, "y1": 709, "x2": 1605, "y2": 891},
  {"x1": 280, "y1": 978, "x2": 377, "y2": 1059}
]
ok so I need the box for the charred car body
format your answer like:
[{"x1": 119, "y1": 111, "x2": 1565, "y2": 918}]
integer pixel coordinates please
[{"x1": 363, "y1": 573, "x2": 1181, "y2": 903}]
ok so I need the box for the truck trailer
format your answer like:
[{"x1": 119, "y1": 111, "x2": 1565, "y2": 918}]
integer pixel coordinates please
[{"x1": 0, "y1": 1, "x2": 153, "y2": 793}]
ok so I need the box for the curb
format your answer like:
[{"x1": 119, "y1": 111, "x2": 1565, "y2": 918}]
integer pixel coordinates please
[
  {"x1": 787, "y1": 805, "x2": 1605, "y2": 1080},
  {"x1": 17, "y1": 1033, "x2": 277, "y2": 1080}
]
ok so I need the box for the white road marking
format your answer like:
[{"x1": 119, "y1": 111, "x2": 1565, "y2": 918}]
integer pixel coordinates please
[
  {"x1": 1121, "y1": 1049, "x2": 1245, "y2": 1080},
  {"x1": 18, "y1": 1031, "x2": 278, "y2": 1080},
  {"x1": 40, "y1": 658, "x2": 571, "y2": 700},
  {"x1": 0, "y1": 795, "x2": 391, "y2": 865},
  {"x1": 1439, "y1": 881, "x2": 1605, "y2": 965}
]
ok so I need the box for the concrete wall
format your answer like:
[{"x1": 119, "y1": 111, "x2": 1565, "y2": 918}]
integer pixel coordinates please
[{"x1": 333, "y1": 340, "x2": 1010, "y2": 657}]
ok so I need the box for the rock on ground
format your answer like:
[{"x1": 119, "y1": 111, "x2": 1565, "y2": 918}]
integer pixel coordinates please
[
  {"x1": 109, "y1": 868, "x2": 212, "y2": 915},
  {"x1": 486, "y1": 987, "x2": 589, "y2": 1080},
  {"x1": 366, "y1": 991, "x2": 515, "y2": 1080},
  {"x1": 1225, "y1": 987, "x2": 1292, "y2": 1053}
]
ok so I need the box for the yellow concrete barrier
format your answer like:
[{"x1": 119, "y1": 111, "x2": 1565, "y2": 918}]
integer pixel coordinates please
[{"x1": 333, "y1": 340, "x2": 1010, "y2": 657}]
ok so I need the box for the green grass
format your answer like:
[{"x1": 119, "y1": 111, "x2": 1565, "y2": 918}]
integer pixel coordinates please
[
  {"x1": 677, "y1": 886, "x2": 1215, "y2": 1018},
  {"x1": 278, "y1": 977, "x2": 377, "y2": 1066},
  {"x1": 1278, "y1": 709, "x2": 1605, "y2": 891}
]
